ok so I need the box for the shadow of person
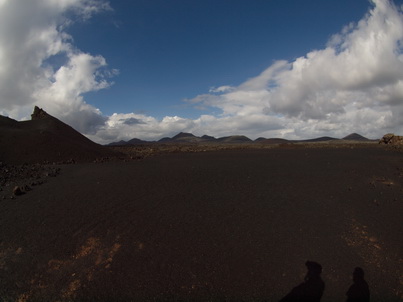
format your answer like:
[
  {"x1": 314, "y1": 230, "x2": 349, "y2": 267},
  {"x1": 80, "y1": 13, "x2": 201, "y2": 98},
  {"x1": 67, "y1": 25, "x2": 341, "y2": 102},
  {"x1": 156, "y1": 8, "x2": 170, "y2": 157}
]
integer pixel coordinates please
[
  {"x1": 346, "y1": 267, "x2": 370, "y2": 302},
  {"x1": 279, "y1": 261, "x2": 325, "y2": 302}
]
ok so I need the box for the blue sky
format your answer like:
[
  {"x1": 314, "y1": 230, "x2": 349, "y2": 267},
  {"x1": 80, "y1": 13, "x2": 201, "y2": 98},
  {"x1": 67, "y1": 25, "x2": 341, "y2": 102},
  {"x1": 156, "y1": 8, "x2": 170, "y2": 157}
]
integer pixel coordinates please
[
  {"x1": 1, "y1": 0, "x2": 403, "y2": 143},
  {"x1": 69, "y1": 0, "x2": 372, "y2": 118}
]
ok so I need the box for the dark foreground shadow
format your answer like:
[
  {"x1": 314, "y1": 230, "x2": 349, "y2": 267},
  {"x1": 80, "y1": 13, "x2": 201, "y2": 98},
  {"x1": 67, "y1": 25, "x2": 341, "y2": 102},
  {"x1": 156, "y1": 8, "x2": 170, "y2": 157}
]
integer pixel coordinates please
[
  {"x1": 346, "y1": 267, "x2": 370, "y2": 302},
  {"x1": 279, "y1": 261, "x2": 325, "y2": 302}
]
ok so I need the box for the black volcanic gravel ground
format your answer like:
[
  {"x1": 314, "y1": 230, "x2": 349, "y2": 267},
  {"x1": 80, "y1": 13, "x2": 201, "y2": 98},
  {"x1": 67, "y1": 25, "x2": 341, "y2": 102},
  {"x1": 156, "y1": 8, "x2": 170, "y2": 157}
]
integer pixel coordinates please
[{"x1": 0, "y1": 146, "x2": 402, "y2": 301}]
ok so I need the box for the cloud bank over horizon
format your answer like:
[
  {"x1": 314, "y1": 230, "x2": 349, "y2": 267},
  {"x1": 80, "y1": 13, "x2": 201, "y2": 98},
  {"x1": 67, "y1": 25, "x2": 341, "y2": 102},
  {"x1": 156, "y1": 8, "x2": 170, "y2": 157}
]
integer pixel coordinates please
[{"x1": 1, "y1": 0, "x2": 403, "y2": 144}]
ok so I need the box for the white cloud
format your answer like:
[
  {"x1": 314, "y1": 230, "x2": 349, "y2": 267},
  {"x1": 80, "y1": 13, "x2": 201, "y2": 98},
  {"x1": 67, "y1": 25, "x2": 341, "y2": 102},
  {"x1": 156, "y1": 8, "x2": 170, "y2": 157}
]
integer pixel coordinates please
[
  {"x1": 180, "y1": 0, "x2": 403, "y2": 140},
  {"x1": 87, "y1": 113, "x2": 197, "y2": 144},
  {"x1": 0, "y1": 0, "x2": 113, "y2": 133},
  {"x1": 1, "y1": 0, "x2": 403, "y2": 144},
  {"x1": 209, "y1": 86, "x2": 235, "y2": 93},
  {"x1": 87, "y1": 111, "x2": 284, "y2": 144}
]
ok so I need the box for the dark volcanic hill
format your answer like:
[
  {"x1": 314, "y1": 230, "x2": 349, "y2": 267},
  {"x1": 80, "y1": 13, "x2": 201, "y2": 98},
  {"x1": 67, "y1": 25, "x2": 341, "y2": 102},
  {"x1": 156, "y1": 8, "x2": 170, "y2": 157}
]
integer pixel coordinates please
[
  {"x1": 158, "y1": 132, "x2": 217, "y2": 144},
  {"x1": 298, "y1": 136, "x2": 339, "y2": 143},
  {"x1": 0, "y1": 115, "x2": 20, "y2": 127},
  {"x1": 108, "y1": 138, "x2": 149, "y2": 146},
  {"x1": 170, "y1": 132, "x2": 200, "y2": 142},
  {"x1": 255, "y1": 137, "x2": 290, "y2": 144},
  {"x1": 108, "y1": 140, "x2": 131, "y2": 146},
  {"x1": 201, "y1": 135, "x2": 216, "y2": 141},
  {"x1": 0, "y1": 107, "x2": 119, "y2": 164},
  {"x1": 342, "y1": 133, "x2": 369, "y2": 141},
  {"x1": 127, "y1": 138, "x2": 148, "y2": 145},
  {"x1": 216, "y1": 135, "x2": 252, "y2": 144}
]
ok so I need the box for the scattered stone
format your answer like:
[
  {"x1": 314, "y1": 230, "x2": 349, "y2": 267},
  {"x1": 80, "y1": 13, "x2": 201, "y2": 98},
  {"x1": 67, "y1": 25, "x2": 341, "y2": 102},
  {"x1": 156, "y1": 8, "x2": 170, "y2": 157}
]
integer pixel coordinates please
[
  {"x1": 13, "y1": 186, "x2": 24, "y2": 196},
  {"x1": 0, "y1": 162, "x2": 61, "y2": 199}
]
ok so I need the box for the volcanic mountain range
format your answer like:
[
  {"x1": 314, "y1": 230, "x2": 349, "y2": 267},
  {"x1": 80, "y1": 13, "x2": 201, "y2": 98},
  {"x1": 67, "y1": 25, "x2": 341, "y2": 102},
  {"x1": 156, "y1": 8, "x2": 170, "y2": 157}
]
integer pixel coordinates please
[
  {"x1": 0, "y1": 106, "x2": 374, "y2": 164},
  {"x1": 108, "y1": 131, "x2": 372, "y2": 146}
]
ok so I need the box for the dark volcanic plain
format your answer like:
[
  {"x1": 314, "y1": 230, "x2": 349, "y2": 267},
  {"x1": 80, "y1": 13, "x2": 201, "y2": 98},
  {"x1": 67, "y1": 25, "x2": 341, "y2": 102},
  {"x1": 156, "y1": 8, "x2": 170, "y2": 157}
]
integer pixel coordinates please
[
  {"x1": 0, "y1": 146, "x2": 402, "y2": 301},
  {"x1": 0, "y1": 109, "x2": 402, "y2": 301}
]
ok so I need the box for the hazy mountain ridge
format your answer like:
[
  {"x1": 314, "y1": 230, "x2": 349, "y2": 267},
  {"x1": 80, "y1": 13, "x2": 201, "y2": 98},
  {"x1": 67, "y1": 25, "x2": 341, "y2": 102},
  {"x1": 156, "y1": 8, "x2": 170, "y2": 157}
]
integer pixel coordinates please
[{"x1": 108, "y1": 132, "x2": 375, "y2": 146}]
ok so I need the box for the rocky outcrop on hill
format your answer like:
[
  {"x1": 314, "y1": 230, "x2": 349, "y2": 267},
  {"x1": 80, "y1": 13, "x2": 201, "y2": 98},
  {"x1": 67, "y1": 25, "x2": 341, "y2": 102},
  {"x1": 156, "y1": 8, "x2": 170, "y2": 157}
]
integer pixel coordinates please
[
  {"x1": 0, "y1": 106, "x2": 120, "y2": 164},
  {"x1": 379, "y1": 133, "x2": 403, "y2": 145},
  {"x1": 31, "y1": 106, "x2": 49, "y2": 120}
]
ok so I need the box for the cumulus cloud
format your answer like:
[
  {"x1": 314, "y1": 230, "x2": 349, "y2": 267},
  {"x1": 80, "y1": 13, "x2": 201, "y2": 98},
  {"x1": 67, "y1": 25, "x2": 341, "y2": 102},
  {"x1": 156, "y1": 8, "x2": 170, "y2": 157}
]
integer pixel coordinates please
[
  {"x1": 120, "y1": 117, "x2": 145, "y2": 126},
  {"x1": 0, "y1": 0, "x2": 113, "y2": 133},
  {"x1": 1, "y1": 0, "x2": 403, "y2": 144},
  {"x1": 183, "y1": 0, "x2": 403, "y2": 140},
  {"x1": 86, "y1": 113, "x2": 197, "y2": 144},
  {"x1": 209, "y1": 86, "x2": 236, "y2": 93},
  {"x1": 86, "y1": 111, "x2": 285, "y2": 145},
  {"x1": 92, "y1": 0, "x2": 403, "y2": 143}
]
